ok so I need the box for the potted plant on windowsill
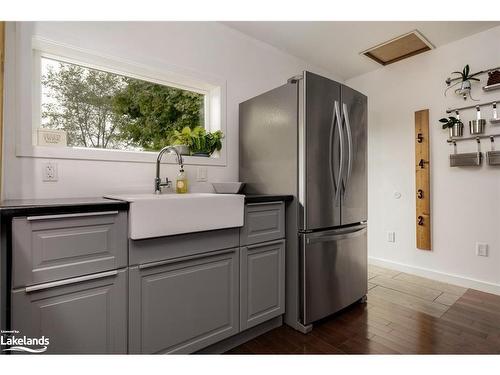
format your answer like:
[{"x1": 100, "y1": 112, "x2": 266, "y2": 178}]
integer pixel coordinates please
[
  {"x1": 439, "y1": 116, "x2": 463, "y2": 138},
  {"x1": 189, "y1": 126, "x2": 224, "y2": 157},
  {"x1": 168, "y1": 127, "x2": 193, "y2": 156}
]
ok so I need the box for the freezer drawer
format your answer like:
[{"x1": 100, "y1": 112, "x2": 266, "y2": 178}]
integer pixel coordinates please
[{"x1": 300, "y1": 224, "x2": 367, "y2": 325}]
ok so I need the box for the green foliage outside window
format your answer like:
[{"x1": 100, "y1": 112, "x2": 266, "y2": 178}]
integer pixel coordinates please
[{"x1": 41, "y1": 58, "x2": 205, "y2": 152}]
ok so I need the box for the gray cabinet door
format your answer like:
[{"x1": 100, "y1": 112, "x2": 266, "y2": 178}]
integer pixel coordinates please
[
  {"x1": 11, "y1": 268, "x2": 127, "y2": 354},
  {"x1": 12, "y1": 211, "x2": 128, "y2": 288},
  {"x1": 240, "y1": 239, "x2": 285, "y2": 330},
  {"x1": 240, "y1": 202, "x2": 285, "y2": 246},
  {"x1": 129, "y1": 248, "x2": 239, "y2": 354}
]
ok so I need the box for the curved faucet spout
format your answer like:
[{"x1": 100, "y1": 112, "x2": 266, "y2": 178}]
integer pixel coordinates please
[{"x1": 155, "y1": 146, "x2": 184, "y2": 194}]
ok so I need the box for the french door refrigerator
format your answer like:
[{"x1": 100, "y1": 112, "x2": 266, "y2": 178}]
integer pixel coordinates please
[{"x1": 240, "y1": 71, "x2": 367, "y2": 330}]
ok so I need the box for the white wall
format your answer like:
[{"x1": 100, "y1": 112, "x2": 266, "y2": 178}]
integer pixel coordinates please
[
  {"x1": 346, "y1": 26, "x2": 500, "y2": 293},
  {"x1": 3, "y1": 21, "x2": 339, "y2": 200}
]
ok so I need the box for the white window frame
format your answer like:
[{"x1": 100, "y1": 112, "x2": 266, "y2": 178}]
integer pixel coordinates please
[{"x1": 15, "y1": 25, "x2": 227, "y2": 166}]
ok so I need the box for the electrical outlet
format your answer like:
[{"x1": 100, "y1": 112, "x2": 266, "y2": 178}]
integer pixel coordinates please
[
  {"x1": 476, "y1": 243, "x2": 488, "y2": 257},
  {"x1": 196, "y1": 167, "x2": 208, "y2": 182},
  {"x1": 387, "y1": 231, "x2": 396, "y2": 243},
  {"x1": 43, "y1": 162, "x2": 58, "y2": 182}
]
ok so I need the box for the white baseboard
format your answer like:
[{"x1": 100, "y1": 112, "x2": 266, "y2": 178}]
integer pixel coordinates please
[{"x1": 369, "y1": 256, "x2": 500, "y2": 296}]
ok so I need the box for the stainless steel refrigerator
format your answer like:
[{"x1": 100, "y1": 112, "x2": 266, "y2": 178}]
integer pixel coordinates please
[{"x1": 239, "y1": 71, "x2": 367, "y2": 331}]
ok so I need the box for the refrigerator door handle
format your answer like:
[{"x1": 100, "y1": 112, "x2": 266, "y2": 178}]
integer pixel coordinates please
[
  {"x1": 342, "y1": 102, "x2": 353, "y2": 196},
  {"x1": 329, "y1": 101, "x2": 340, "y2": 202},
  {"x1": 305, "y1": 225, "x2": 367, "y2": 245},
  {"x1": 333, "y1": 100, "x2": 344, "y2": 205}
]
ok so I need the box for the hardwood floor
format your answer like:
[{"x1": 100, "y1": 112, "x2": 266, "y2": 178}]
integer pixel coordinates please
[{"x1": 226, "y1": 265, "x2": 500, "y2": 354}]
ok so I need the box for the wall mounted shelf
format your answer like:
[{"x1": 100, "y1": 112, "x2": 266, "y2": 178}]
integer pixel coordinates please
[
  {"x1": 446, "y1": 133, "x2": 500, "y2": 143},
  {"x1": 446, "y1": 99, "x2": 499, "y2": 114},
  {"x1": 483, "y1": 83, "x2": 500, "y2": 92},
  {"x1": 445, "y1": 66, "x2": 500, "y2": 85},
  {"x1": 447, "y1": 134, "x2": 500, "y2": 167}
]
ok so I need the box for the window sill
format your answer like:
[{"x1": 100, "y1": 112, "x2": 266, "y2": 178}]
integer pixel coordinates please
[{"x1": 16, "y1": 145, "x2": 227, "y2": 167}]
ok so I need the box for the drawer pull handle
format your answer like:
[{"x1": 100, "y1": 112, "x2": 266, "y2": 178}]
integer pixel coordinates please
[
  {"x1": 246, "y1": 201, "x2": 284, "y2": 207},
  {"x1": 139, "y1": 248, "x2": 236, "y2": 270},
  {"x1": 26, "y1": 211, "x2": 119, "y2": 221},
  {"x1": 25, "y1": 270, "x2": 118, "y2": 293},
  {"x1": 247, "y1": 239, "x2": 285, "y2": 250}
]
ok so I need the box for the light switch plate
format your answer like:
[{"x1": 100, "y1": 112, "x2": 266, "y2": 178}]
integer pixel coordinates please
[
  {"x1": 387, "y1": 231, "x2": 396, "y2": 243},
  {"x1": 476, "y1": 243, "x2": 488, "y2": 257},
  {"x1": 196, "y1": 167, "x2": 208, "y2": 182}
]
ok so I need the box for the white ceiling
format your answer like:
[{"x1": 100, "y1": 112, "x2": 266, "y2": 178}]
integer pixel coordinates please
[{"x1": 221, "y1": 21, "x2": 500, "y2": 80}]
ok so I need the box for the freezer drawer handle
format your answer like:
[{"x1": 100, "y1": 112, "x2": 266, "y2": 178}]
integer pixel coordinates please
[
  {"x1": 306, "y1": 227, "x2": 367, "y2": 245},
  {"x1": 25, "y1": 270, "x2": 118, "y2": 293}
]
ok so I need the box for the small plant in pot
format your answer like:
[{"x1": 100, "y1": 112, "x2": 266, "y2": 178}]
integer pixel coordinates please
[
  {"x1": 439, "y1": 116, "x2": 463, "y2": 138},
  {"x1": 189, "y1": 126, "x2": 224, "y2": 157},
  {"x1": 169, "y1": 127, "x2": 193, "y2": 156},
  {"x1": 444, "y1": 64, "x2": 481, "y2": 101}
]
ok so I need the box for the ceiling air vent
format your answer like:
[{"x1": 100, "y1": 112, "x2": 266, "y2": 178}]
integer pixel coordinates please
[{"x1": 361, "y1": 30, "x2": 434, "y2": 66}]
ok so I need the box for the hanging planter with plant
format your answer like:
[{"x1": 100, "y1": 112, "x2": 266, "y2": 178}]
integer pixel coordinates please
[
  {"x1": 439, "y1": 116, "x2": 464, "y2": 138},
  {"x1": 444, "y1": 64, "x2": 481, "y2": 101}
]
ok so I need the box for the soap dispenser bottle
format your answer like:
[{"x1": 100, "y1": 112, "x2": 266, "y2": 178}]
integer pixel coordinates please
[{"x1": 176, "y1": 165, "x2": 188, "y2": 194}]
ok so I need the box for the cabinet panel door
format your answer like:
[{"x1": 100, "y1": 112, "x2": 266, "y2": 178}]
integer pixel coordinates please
[
  {"x1": 12, "y1": 211, "x2": 127, "y2": 288},
  {"x1": 240, "y1": 202, "x2": 285, "y2": 246},
  {"x1": 240, "y1": 240, "x2": 285, "y2": 330},
  {"x1": 129, "y1": 249, "x2": 239, "y2": 354},
  {"x1": 11, "y1": 269, "x2": 127, "y2": 354}
]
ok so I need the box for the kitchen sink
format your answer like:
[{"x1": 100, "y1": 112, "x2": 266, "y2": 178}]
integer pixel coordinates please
[{"x1": 104, "y1": 193, "x2": 244, "y2": 239}]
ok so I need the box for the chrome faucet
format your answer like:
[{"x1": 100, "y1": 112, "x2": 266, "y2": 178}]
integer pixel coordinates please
[{"x1": 155, "y1": 146, "x2": 184, "y2": 194}]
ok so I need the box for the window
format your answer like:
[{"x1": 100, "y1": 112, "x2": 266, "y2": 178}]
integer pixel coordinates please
[
  {"x1": 39, "y1": 56, "x2": 207, "y2": 152},
  {"x1": 19, "y1": 35, "x2": 226, "y2": 165}
]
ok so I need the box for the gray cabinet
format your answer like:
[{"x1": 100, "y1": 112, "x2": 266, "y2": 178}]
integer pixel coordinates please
[
  {"x1": 12, "y1": 211, "x2": 127, "y2": 288},
  {"x1": 240, "y1": 239, "x2": 285, "y2": 330},
  {"x1": 240, "y1": 202, "x2": 285, "y2": 246},
  {"x1": 129, "y1": 248, "x2": 239, "y2": 354},
  {"x1": 11, "y1": 268, "x2": 127, "y2": 354}
]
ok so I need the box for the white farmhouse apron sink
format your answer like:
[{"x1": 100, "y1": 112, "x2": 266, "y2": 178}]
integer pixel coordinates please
[{"x1": 105, "y1": 193, "x2": 244, "y2": 239}]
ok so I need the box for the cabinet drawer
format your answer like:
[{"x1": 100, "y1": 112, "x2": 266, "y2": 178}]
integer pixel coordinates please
[
  {"x1": 129, "y1": 248, "x2": 239, "y2": 354},
  {"x1": 12, "y1": 211, "x2": 127, "y2": 288},
  {"x1": 240, "y1": 202, "x2": 285, "y2": 245},
  {"x1": 11, "y1": 268, "x2": 127, "y2": 354},
  {"x1": 240, "y1": 240, "x2": 285, "y2": 330}
]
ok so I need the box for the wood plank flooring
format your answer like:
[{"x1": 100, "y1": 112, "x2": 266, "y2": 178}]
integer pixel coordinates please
[{"x1": 226, "y1": 265, "x2": 500, "y2": 354}]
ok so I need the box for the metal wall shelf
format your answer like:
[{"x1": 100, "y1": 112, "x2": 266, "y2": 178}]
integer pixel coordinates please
[
  {"x1": 447, "y1": 133, "x2": 500, "y2": 143},
  {"x1": 484, "y1": 83, "x2": 500, "y2": 92},
  {"x1": 446, "y1": 66, "x2": 500, "y2": 85},
  {"x1": 446, "y1": 100, "x2": 498, "y2": 114}
]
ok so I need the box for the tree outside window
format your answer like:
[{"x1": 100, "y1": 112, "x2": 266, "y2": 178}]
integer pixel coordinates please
[{"x1": 41, "y1": 57, "x2": 205, "y2": 152}]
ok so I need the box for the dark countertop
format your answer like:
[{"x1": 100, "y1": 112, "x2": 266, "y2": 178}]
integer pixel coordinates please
[
  {"x1": 0, "y1": 197, "x2": 129, "y2": 217},
  {"x1": 244, "y1": 194, "x2": 294, "y2": 203},
  {"x1": 0, "y1": 194, "x2": 292, "y2": 217}
]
